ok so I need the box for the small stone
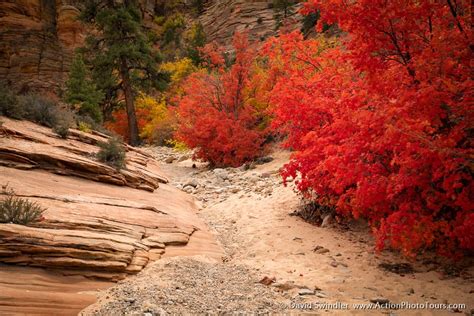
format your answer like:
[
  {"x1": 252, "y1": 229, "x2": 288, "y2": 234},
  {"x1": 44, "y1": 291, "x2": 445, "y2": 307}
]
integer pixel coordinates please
[
  {"x1": 272, "y1": 281, "x2": 296, "y2": 291},
  {"x1": 298, "y1": 288, "x2": 315, "y2": 296},
  {"x1": 313, "y1": 246, "x2": 330, "y2": 254},
  {"x1": 213, "y1": 168, "x2": 229, "y2": 180},
  {"x1": 259, "y1": 276, "x2": 276, "y2": 285},
  {"x1": 370, "y1": 297, "x2": 390, "y2": 304},
  {"x1": 321, "y1": 214, "x2": 334, "y2": 227},
  {"x1": 316, "y1": 292, "x2": 327, "y2": 298},
  {"x1": 178, "y1": 154, "x2": 190, "y2": 162},
  {"x1": 164, "y1": 156, "x2": 175, "y2": 164},
  {"x1": 330, "y1": 261, "x2": 338, "y2": 267},
  {"x1": 293, "y1": 237, "x2": 303, "y2": 243},
  {"x1": 255, "y1": 156, "x2": 274, "y2": 164},
  {"x1": 184, "y1": 178, "x2": 199, "y2": 188}
]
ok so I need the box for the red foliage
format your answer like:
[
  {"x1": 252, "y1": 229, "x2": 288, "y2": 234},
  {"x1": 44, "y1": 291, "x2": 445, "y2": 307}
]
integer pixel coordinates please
[
  {"x1": 176, "y1": 33, "x2": 267, "y2": 167},
  {"x1": 268, "y1": 1, "x2": 473, "y2": 257},
  {"x1": 105, "y1": 108, "x2": 149, "y2": 143}
]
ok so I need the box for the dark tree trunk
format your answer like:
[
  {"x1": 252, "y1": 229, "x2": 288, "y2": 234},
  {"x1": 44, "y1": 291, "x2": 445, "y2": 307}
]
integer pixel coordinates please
[{"x1": 120, "y1": 58, "x2": 140, "y2": 146}]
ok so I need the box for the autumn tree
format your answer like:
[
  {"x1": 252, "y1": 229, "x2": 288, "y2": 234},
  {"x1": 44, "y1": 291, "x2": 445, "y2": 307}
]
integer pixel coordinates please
[
  {"x1": 268, "y1": 1, "x2": 473, "y2": 257},
  {"x1": 176, "y1": 33, "x2": 269, "y2": 167},
  {"x1": 80, "y1": 0, "x2": 168, "y2": 145}
]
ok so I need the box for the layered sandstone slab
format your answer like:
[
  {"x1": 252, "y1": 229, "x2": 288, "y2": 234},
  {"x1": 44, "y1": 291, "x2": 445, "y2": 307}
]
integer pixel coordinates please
[
  {"x1": 0, "y1": 117, "x2": 168, "y2": 191},
  {"x1": 0, "y1": 117, "x2": 222, "y2": 314}
]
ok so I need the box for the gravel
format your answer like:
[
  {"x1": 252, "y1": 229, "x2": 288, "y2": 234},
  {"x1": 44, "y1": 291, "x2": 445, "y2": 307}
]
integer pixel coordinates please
[{"x1": 81, "y1": 258, "x2": 286, "y2": 315}]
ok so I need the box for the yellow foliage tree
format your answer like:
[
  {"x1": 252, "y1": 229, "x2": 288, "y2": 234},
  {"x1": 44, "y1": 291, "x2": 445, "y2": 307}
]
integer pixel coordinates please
[
  {"x1": 135, "y1": 94, "x2": 176, "y2": 145},
  {"x1": 161, "y1": 57, "x2": 198, "y2": 98}
]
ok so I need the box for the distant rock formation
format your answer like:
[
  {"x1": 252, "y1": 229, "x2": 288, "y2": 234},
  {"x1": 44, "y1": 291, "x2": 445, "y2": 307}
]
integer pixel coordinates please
[
  {"x1": 0, "y1": 0, "x2": 304, "y2": 93},
  {"x1": 199, "y1": 0, "x2": 302, "y2": 51}
]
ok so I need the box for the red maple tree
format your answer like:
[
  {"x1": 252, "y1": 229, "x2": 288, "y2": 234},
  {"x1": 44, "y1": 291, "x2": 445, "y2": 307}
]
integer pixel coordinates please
[
  {"x1": 268, "y1": 0, "x2": 473, "y2": 256},
  {"x1": 176, "y1": 33, "x2": 268, "y2": 167}
]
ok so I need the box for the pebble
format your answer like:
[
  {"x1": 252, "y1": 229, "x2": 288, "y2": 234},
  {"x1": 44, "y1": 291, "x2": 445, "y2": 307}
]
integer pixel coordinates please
[
  {"x1": 370, "y1": 297, "x2": 390, "y2": 304},
  {"x1": 164, "y1": 156, "x2": 175, "y2": 163},
  {"x1": 298, "y1": 288, "x2": 315, "y2": 296}
]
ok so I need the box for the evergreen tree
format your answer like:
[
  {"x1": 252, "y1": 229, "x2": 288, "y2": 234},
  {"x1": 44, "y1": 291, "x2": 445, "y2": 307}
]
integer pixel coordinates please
[
  {"x1": 80, "y1": 0, "x2": 168, "y2": 146},
  {"x1": 273, "y1": 0, "x2": 296, "y2": 30},
  {"x1": 185, "y1": 22, "x2": 206, "y2": 65},
  {"x1": 65, "y1": 54, "x2": 103, "y2": 123}
]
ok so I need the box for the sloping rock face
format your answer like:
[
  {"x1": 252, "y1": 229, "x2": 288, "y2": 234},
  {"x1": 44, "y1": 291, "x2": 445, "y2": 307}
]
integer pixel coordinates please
[
  {"x1": 199, "y1": 0, "x2": 303, "y2": 50},
  {"x1": 0, "y1": 116, "x2": 222, "y2": 314},
  {"x1": 0, "y1": 118, "x2": 168, "y2": 191}
]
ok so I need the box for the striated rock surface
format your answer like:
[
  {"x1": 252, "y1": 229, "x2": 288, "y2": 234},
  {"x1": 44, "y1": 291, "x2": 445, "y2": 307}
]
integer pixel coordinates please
[
  {"x1": 0, "y1": 117, "x2": 168, "y2": 191},
  {"x1": 199, "y1": 0, "x2": 303, "y2": 50},
  {"x1": 0, "y1": 116, "x2": 222, "y2": 314},
  {"x1": 0, "y1": 0, "x2": 84, "y2": 93}
]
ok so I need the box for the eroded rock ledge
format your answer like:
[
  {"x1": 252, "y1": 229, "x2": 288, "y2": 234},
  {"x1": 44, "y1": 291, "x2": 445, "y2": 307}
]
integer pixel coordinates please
[
  {"x1": 0, "y1": 117, "x2": 168, "y2": 191},
  {"x1": 0, "y1": 117, "x2": 222, "y2": 285}
]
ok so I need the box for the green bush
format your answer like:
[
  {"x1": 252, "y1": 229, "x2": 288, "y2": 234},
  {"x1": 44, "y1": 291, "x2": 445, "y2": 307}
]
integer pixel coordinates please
[
  {"x1": 0, "y1": 85, "x2": 79, "y2": 136},
  {"x1": 97, "y1": 137, "x2": 126, "y2": 169},
  {"x1": 0, "y1": 85, "x2": 24, "y2": 119},
  {"x1": 53, "y1": 123, "x2": 70, "y2": 139},
  {"x1": 53, "y1": 106, "x2": 75, "y2": 139},
  {"x1": 0, "y1": 187, "x2": 46, "y2": 225}
]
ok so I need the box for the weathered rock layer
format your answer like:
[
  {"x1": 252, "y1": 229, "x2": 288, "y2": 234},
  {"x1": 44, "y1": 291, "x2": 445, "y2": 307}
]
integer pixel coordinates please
[{"x1": 0, "y1": 116, "x2": 222, "y2": 314}]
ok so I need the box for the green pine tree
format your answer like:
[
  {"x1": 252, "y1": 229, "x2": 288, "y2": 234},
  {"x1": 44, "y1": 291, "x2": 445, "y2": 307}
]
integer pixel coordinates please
[
  {"x1": 65, "y1": 54, "x2": 103, "y2": 123},
  {"x1": 273, "y1": 0, "x2": 296, "y2": 30},
  {"x1": 185, "y1": 22, "x2": 206, "y2": 65},
  {"x1": 80, "y1": 0, "x2": 168, "y2": 146}
]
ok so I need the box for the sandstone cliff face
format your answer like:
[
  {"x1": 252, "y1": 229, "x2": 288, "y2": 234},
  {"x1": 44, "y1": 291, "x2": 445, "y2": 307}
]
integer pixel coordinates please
[
  {"x1": 199, "y1": 0, "x2": 302, "y2": 50},
  {"x1": 0, "y1": 0, "x2": 84, "y2": 93}
]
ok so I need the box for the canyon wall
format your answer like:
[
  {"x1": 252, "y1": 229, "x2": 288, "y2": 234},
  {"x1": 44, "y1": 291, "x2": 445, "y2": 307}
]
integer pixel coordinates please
[
  {"x1": 0, "y1": 0, "x2": 84, "y2": 93},
  {"x1": 199, "y1": 0, "x2": 302, "y2": 51},
  {"x1": 0, "y1": 0, "x2": 303, "y2": 93}
]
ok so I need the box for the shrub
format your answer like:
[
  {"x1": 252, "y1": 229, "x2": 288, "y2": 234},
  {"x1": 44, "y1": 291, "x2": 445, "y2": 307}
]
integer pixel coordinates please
[
  {"x1": 18, "y1": 94, "x2": 60, "y2": 127},
  {"x1": 97, "y1": 137, "x2": 126, "y2": 169},
  {"x1": 0, "y1": 87, "x2": 77, "y2": 135},
  {"x1": 53, "y1": 107, "x2": 75, "y2": 139},
  {"x1": 138, "y1": 95, "x2": 178, "y2": 145},
  {"x1": 270, "y1": 1, "x2": 473, "y2": 257},
  {"x1": 53, "y1": 124, "x2": 70, "y2": 139},
  {"x1": 0, "y1": 187, "x2": 46, "y2": 225},
  {"x1": 166, "y1": 139, "x2": 188, "y2": 152},
  {"x1": 0, "y1": 85, "x2": 23, "y2": 119}
]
